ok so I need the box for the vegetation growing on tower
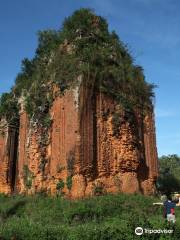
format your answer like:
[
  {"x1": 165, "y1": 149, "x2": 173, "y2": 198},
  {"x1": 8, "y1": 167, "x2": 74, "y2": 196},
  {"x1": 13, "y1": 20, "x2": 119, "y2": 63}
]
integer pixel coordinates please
[{"x1": 0, "y1": 8, "x2": 155, "y2": 130}]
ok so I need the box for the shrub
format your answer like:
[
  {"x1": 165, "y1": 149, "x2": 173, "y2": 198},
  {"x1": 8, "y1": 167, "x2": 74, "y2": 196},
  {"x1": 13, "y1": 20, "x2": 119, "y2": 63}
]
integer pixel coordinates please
[
  {"x1": 41, "y1": 113, "x2": 52, "y2": 129},
  {"x1": 56, "y1": 179, "x2": 65, "y2": 195},
  {"x1": 92, "y1": 182, "x2": 105, "y2": 196},
  {"x1": 66, "y1": 176, "x2": 73, "y2": 191},
  {"x1": 0, "y1": 8, "x2": 155, "y2": 132},
  {"x1": 157, "y1": 155, "x2": 180, "y2": 193},
  {"x1": 0, "y1": 193, "x2": 179, "y2": 239},
  {"x1": 39, "y1": 158, "x2": 48, "y2": 173}
]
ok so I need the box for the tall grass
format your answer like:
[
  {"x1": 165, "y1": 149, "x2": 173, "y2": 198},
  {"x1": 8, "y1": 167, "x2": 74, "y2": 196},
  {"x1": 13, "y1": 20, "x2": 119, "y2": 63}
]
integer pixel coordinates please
[{"x1": 0, "y1": 193, "x2": 179, "y2": 239}]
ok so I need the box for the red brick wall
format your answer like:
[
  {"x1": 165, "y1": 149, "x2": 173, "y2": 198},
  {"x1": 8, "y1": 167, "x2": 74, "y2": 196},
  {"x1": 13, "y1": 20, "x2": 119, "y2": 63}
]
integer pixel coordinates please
[
  {"x1": 18, "y1": 112, "x2": 29, "y2": 175},
  {"x1": 0, "y1": 84, "x2": 159, "y2": 197},
  {"x1": 0, "y1": 132, "x2": 8, "y2": 192},
  {"x1": 0, "y1": 127, "x2": 18, "y2": 194},
  {"x1": 50, "y1": 89, "x2": 79, "y2": 178}
]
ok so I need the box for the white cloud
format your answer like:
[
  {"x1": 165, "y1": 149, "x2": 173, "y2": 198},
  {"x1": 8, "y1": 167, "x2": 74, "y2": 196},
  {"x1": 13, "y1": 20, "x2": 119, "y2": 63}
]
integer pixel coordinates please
[{"x1": 155, "y1": 108, "x2": 177, "y2": 118}]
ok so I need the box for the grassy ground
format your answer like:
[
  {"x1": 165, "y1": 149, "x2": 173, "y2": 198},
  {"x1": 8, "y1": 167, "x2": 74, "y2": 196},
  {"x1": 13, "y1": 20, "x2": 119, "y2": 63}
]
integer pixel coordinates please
[{"x1": 0, "y1": 193, "x2": 179, "y2": 240}]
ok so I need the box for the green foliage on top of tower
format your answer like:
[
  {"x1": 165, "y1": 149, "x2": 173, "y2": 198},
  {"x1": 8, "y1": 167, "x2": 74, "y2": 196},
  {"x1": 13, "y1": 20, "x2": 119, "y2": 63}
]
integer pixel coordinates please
[
  {"x1": 0, "y1": 92, "x2": 19, "y2": 126},
  {"x1": 0, "y1": 8, "x2": 155, "y2": 127}
]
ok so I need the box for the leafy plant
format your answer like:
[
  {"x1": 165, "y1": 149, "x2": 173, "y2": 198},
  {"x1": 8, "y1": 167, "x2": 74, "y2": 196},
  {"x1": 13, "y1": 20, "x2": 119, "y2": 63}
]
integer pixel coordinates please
[
  {"x1": 39, "y1": 158, "x2": 48, "y2": 173},
  {"x1": 56, "y1": 179, "x2": 65, "y2": 195},
  {"x1": 0, "y1": 8, "x2": 155, "y2": 131},
  {"x1": 66, "y1": 176, "x2": 73, "y2": 191},
  {"x1": 0, "y1": 193, "x2": 179, "y2": 239},
  {"x1": 93, "y1": 182, "x2": 105, "y2": 196},
  {"x1": 157, "y1": 155, "x2": 180, "y2": 194},
  {"x1": 0, "y1": 93, "x2": 19, "y2": 125}
]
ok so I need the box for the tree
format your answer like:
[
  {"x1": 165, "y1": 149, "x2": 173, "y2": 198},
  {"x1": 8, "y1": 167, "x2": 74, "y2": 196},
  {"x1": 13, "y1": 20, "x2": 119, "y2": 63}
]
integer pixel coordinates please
[
  {"x1": 0, "y1": 8, "x2": 155, "y2": 127},
  {"x1": 157, "y1": 155, "x2": 180, "y2": 193}
]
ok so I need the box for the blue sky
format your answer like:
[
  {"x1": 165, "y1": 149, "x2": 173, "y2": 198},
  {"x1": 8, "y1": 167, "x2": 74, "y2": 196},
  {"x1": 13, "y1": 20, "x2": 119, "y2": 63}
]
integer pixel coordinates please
[{"x1": 0, "y1": 0, "x2": 180, "y2": 156}]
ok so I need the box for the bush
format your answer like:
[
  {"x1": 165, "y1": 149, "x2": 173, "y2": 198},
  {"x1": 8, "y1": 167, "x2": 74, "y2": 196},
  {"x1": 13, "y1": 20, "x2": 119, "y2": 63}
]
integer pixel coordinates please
[
  {"x1": 66, "y1": 176, "x2": 72, "y2": 191},
  {"x1": 0, "y1": 193, "x2": 179, "y2": 239},
  {"x1": 157, "y1": 155, "x2": 180, "y2": 193},
  {"x1": 0, "y1": 8, "x2": 155, "y2": 131},
  {"x1": 92, "y1": 182, "x2": 105, "y2": 196},
  {"x1": 56, "y1": 179, "x2": 65, "y2": 195}
]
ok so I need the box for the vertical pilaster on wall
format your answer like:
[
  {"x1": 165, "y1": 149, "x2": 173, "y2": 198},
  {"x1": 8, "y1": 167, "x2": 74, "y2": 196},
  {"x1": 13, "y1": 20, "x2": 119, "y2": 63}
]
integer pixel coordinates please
[
  {"x1": 16, "y1": 110, "x2": 29, "y2": 192},
  {"x1": 96, "y1": 93, "x2": 110, "y2": 177},
  {"x1": 79, "y1": 83, "x2": 96, "y2": 179},
  {"x1": 139, "y1": 110, "x2": 158, "y2": 195},
  {"x1": 50, "y1": 89, "x2": 79, "y2": 180},
  {"x1": 0, "y1": 122, "x2": 19, "y2": 194},
  {"x1": 18, "y1": 112, "x2": 29, "y2": 175},
  {"x1": 144, "y1": 111, "x2": 158, "y2": 179},
  {"x1": 0, "y1": 124, "x2": 9, "y2": 193},
  {"x1": 96, "y1": 93, "x2": 115, "y2": 177}
]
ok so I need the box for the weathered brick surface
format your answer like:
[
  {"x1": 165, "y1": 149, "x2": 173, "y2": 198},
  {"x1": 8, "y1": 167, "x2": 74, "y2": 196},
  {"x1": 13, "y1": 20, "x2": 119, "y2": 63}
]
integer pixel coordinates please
[
  {"x1": 139, "y1": 112, "x2": 158, "y2": 195},
  {"x1": 0, "y1": 121, "x2": 18, "y2": 194},
  {"x1": 0, "y1": 84, "x2": 158, "y2": 198},
  {"x1": 16, "y1": 111, "x2": 29, "y2": 192},
  {"x1": 0, "y1": 129, "x2": 10, "y2": 193}
]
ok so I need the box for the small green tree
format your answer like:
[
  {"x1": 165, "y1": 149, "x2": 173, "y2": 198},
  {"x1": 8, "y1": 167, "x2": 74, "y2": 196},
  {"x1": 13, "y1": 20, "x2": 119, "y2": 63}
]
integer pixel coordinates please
[
  {"x1": 56, "y1": 179, "x2": 65, "y2": 195},
  {"x1": 0, "y1": 8, "x2": 155, "y2": 134},
  {"x1": 92, "y1": 182, "x2": 105, "y2": 196},
  {"x1": 66, "y1": 176, "x2": 73, "y2": 191},
  {"x1": 157, "y1": 155, "x2": 180, "y2": 193}
]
